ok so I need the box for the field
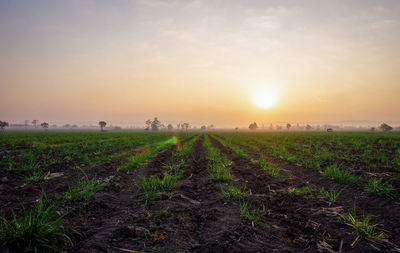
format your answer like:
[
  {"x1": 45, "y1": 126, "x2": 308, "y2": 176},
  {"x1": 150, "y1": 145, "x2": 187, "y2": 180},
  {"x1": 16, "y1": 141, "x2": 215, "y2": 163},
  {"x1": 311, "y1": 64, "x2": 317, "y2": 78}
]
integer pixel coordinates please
[{"x1": 1, "y1": 131, "x2": 400, "y2": 252}]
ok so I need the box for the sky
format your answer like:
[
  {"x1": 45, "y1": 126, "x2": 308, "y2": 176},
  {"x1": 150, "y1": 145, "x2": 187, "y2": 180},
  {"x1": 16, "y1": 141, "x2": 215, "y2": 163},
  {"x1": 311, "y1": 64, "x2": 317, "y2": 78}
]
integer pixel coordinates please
[{"x1": 1, "y1": 0, "x2": 400, "y2": 128}]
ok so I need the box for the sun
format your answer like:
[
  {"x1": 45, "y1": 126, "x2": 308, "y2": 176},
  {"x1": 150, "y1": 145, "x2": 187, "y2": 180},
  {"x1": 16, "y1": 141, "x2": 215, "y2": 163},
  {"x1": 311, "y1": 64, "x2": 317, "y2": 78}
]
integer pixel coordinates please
[{"x1": 252, "y1": 85, "x2": 278, "y2": 109}]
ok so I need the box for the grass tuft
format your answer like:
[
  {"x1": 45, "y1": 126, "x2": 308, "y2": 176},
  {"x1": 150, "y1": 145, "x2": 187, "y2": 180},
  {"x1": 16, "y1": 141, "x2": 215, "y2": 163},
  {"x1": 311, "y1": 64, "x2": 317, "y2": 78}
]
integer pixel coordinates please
[
  {"x1": 239, "y1": 200, "x2": 268, "y2": 228},
  {"x1": 140, "y1": 173, "x2": 179, "y2": 200},
  {"x1": 65, "y1": 177, "x2": 104, "y2": 204},
  {"x1": 255, "y1": 157, "x2": 281, "y2": 176},
  {"x1": 0, "y1": 193, "x2": 72, "y2": 251},
  {"x1": 343, "y1": 213, "x2": 385, "y2": 239},
  {"x1": 288, "y1": 186, "x2": 312, "y2": 195},
  {"x1": 324, "y1": 165, "x2": 360, "y2": 183},
  {"x1": 222, "y1": 185, "x2": 247, "y2": 200},
  {"x1": 366, "y1": 178, "x2": 392, "y2": 196},
  {"x1": 318, "y1": 187, "x2": 344, "y2": 203}
]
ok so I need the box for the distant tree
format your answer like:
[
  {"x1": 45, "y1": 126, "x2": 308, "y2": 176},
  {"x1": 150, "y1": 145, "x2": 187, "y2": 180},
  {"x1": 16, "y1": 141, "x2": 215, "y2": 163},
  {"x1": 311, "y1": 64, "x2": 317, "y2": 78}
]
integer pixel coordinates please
[
  {"x1": 200, "y1": 125, "x2": 206, "y2": 130},
  {"x1": 208, "y1": 124, "x2": 214, "y2": 130},
  {"x1": 151, "y1": 117, "x2": 161, "y2": 131},
  {"x1": 269, "y1": 124, "x2": 273, "y2": 131},
  {"x1": 235, "y1": 127, "x2": 239, "y2": 130},
  {"x1": 167, "y1": 124, "x2": 173, "y2": 131},
  {"x1": 249, "y1": 122, "x2": 258, "y2": 130},
  {"x1": 370, "y1": 127, "x2": 375, "y2": 132},
  {"x1": 99, "y1": 121, "x2": 107, "y2": 132},
  {"x1": 71, "y1": 125, "x2": 78, "y2": 128},
  {"x1": 177, "y1": 123, "x2": 181, "y2": 130},
  {"x1": 327, "y1": 128, "x2": 333, "y2": 132},
  {"x1": 63, "y1": 124, "x2": 71, "y2": 128},
  {"x1": 32, "y1": 120, "x2": 38, "y2": 128},
  {"x1": 145, "y1": 120, "x2": 151, "y2": 130},
  {"x1": 183, "y1": 123, "x2": 189, "y2": 131},
  {"x1": 286, "y1": 123, "x2": 291, "y2": 131},
  {"x1": 276, "y1": 125, "x2": 282, "y2": 131},
  {"x1": 379, "y1": 123, "x2": 393, "y2": 132},
  {"x1": 40, "y1": 122, "x2": 49, "y2": 130},
  {"x1": 0, "y1": 121, "x2": 9, "y2": 132},
  {"x1": 24, "y1": 120, "x2": 29, "y2": 129},
  {"x1": 306, "y1": 124, "x2": 312, "y2": 131}
]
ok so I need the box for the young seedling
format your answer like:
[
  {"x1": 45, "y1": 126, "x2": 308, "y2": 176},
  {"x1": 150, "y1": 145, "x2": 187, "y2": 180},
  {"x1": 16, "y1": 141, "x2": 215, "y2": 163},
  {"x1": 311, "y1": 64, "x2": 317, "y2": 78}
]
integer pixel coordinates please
[
  {"x1": 222, "y1": 185, "x2": 247, "y2": 200},
  {"x1": 366, "y1": 178, "x2": 392, "y2": 196},
  {"x1": 319, "y1": 187, "x2": 344, "y2": 203},
  {"x1": 25, "y1": 170, "x2": 50, "y2": 183},
  {"x1": 239, "y1": 200, "x2": 268, "y2": 228},
  {"x1": 0, "y1": 193, "x2": 72, "y2": 251},
  {"x1": 140, "y1": 173, "x2": 179, "y2": 201},
  {"x1": 343, "y1": 213, "x2": 385, "y2": 239},
  {"x1": 256, "y1": 157, "x2": 281, "y2": 176},
  {"x1": 162, "y1": 160, "x2": 186, "y2": 177},
  {"x1": 65, "y1": 177, "x2": 104, "y2": 204},
  {"x1": 324, "y1": 165, "x2": 360, "y2": 183},
  {"x1": 288, "y1": 186, "x2": 312, "y2": 195}
]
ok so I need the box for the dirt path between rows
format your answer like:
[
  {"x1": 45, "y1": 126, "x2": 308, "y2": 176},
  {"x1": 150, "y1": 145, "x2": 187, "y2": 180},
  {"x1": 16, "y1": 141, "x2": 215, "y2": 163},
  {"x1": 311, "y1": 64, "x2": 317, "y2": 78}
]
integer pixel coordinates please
[{"x1": 209, "y1": 135, "x2": 400, "y2": 252}]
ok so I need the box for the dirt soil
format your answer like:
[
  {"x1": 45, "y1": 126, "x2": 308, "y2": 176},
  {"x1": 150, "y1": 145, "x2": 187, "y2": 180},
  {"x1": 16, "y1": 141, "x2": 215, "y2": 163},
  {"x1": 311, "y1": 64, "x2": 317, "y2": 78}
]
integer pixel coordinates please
[{"x1": 1, "y1": 134, "x2": 399, "y2": 252}]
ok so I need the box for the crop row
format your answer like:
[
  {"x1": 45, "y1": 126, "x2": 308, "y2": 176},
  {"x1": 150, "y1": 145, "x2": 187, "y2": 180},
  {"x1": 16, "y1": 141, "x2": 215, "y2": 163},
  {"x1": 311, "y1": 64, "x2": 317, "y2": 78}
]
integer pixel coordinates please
[{"x1": 215, "y1": 132, "x2": 399, "y2": 198}]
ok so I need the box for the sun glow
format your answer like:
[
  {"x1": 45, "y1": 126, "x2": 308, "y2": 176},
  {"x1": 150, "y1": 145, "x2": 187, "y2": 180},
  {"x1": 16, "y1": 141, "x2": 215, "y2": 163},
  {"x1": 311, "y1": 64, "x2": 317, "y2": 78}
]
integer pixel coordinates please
[{"x1": 252, "y1": 85, "x2": 278, "y2": 109}]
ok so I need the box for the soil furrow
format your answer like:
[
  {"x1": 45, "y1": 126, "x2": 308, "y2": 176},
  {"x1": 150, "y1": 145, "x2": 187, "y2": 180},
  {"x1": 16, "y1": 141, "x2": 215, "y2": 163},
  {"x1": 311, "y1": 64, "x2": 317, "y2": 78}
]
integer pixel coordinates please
[
  {"x1": 215, "y1": 134, "x2": 400, "y2": 247},
  {"x1": 209, "y1": 135, "x2": 399, "y2": 252}
]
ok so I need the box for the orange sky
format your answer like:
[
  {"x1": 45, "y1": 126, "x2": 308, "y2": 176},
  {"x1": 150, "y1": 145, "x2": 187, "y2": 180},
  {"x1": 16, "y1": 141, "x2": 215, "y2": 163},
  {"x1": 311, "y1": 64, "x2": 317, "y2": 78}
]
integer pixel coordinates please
[{"x1": 1, "y1": 1, "x2": 400, "y2": 127}]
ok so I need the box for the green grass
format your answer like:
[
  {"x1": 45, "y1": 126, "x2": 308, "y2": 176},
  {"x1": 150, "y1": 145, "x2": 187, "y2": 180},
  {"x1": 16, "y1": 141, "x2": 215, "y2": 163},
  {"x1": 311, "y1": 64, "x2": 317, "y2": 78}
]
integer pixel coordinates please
[
  {"x1": 288, "y1": 186, "x2": 313, "y2": 195},
  {"x1": 366, "y1": 178, "x2": 393, "y2": 196},
  {"x1": 255, "y1": 157, "x2": 281, "y2": 176},
  {"x1": 163, "y1": 160, "x2": 186, "y2": 176},
  {"x1": 0, "y1": 193, "x2": 72, "y2": 251},
  {"x1": 140, "y1": 173, "x2": 179, "y2": 200},
  {"x1": 324, "y1": 165, "x2": 361, "y2": 183},
  {"x1": 239, "y1": 200, "x2": 268, "y2": 228},
  {"x1": 119, "y1": 136, "x2": 178, "y2": 171},
  {"x1": 222, "y1": 185, "x2": 247, "y2": 200},
  {"x1": 65, "y1": 177, "x2": 104, "y2": 204},
  {"x1": 171, "y1": 135, "x2": 199, "y2": 159},
  {"x1": 25, "y1": 170, "x2": 49, "y2": 183},
  {"x1": 343, "y1": 213, "x2": 385, "y2": 239},
  {"x1": 204, "y1": 136, "x2": 233, "y2": 182},
  {"x1": 318, "y1": 187, "x2": 344, "y2": 203}
]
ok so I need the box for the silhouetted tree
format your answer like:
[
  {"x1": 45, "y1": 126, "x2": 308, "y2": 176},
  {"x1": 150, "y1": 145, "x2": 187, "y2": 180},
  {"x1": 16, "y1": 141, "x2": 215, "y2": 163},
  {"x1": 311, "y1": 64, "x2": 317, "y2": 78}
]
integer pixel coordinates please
[
  {"x1": 249, "y1": 122, "x2": 258, "y2": 130},
  {"x1": 99, "y1": 121, "x2": 107, "y2": 132},
  {"x1": 145, "y1": 120, "x2": 151, "y2": 130},
  {"x1": 183, "y1": 123, "x2": 189, "y2": 131},
  {"x1": 151, "y1": 117, "x2": 161, "y2": 131},
  {"x1": 0, "y1": 121, "x2": 9, "y2": 132},
  {"x1": 167, "y1": 124, "x2": 173, "y2": 131},
  {"x1": 379, "y1": 123, "x2": 393, "y2": 132},
  {"x1": 41, "y1": 122, "x2": 49, "y2": 130},
  {"x1": 306, "y1": 124, "x2": 312, "y2": 131},
  {"x1": 286, "y1": 123, "x2": 291, "y2": 130},
  {"x1": 32, "y1": 120, "x2": 38, "y2": 128},
  {"x1": 177, "y1": 123, "x2": 181, "y2": 130},
  {"x1": 200, "y1": 125, "x2": 206, "y2": 130},
  {"x1": 370, "y1": 127, "x2": 375, "y2": 132}
]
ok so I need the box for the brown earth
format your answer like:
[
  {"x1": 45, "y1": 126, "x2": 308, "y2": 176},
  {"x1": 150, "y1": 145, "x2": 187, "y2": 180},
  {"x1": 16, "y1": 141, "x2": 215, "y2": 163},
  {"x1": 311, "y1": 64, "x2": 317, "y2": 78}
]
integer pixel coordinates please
[{"x1": 1, "y1": 134, "x2": 399, "y2": 252}]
